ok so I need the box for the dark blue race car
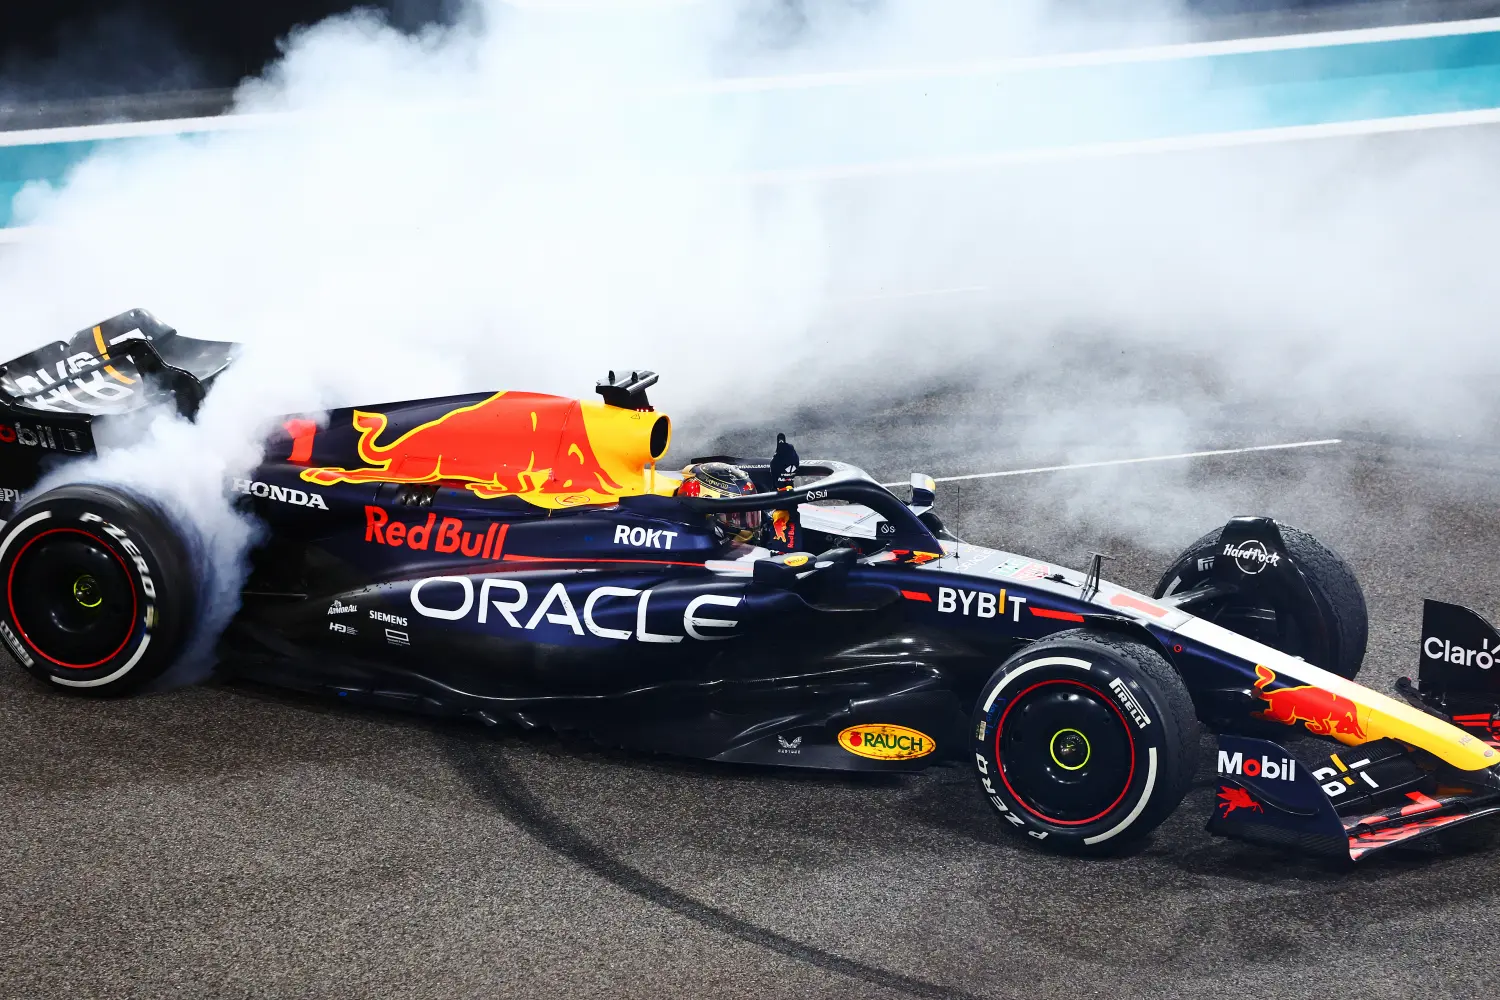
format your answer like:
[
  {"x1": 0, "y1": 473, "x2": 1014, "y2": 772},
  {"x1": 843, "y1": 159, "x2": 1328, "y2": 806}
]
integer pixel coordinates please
[{"x1": 7, "y1": 309, "x2": 1500, "y2": 860}]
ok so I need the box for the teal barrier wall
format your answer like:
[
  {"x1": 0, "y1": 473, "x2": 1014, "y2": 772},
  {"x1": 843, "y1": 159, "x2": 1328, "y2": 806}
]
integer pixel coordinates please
[{"x1": 4, "y1": 22, "x2": 1500, "y2": 228}]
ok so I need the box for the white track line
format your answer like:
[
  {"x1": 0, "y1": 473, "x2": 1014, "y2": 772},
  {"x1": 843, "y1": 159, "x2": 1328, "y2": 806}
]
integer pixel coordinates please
[
  {"x1": 880, "y1": 438, "x2": 1342, "y2": 486},
  {"x1": 730, "y1": 106, "x2": 1500, "y2": 183},
  {"x1": 1, "y1": 17, "x2": 1497, "y2": 147}
]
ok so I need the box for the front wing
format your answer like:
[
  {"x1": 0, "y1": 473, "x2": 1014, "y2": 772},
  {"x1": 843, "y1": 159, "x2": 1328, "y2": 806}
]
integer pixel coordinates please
[{"x1": 1208, "y1": 735, "x2": 1500, "y2": 860}]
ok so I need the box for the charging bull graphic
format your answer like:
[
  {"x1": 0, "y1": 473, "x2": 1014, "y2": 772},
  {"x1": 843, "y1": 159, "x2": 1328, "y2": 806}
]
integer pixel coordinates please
[
  {"x1": 301, "y1": 392, "x2": 626, "y2": 506},
  {"x1": 1254, "y1": 664, "x2": 1367, "y2": 739}
]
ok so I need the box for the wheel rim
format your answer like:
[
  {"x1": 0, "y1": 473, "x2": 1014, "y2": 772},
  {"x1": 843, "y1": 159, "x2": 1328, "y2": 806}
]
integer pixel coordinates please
[
  {"x1": 996, "y1": 678, "x2": 1136, "y2": 826},
  {"x1": 7, "y1": 528, "x2": 137, "y2": 668}
]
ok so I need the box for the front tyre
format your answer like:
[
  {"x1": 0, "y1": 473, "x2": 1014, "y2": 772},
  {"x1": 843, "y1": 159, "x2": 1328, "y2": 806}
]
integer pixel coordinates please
[
  {"x1": 1152, "y1": 522, "x2": 1367, "y2": 680},
  {"x1": 972, "y1": 631, "x2": 1199, "y2": 854},
  {"x1": 0, "y1": 484, "x2": 196, "y2": 695}
]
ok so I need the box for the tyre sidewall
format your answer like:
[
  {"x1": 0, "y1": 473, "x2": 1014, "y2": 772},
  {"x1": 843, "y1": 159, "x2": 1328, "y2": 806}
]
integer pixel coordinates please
[
  {"x1": 0, "y1": 487, "x2": 189, "y2": 694},
  {"x1": 972, "y1": 638, "x2": 1181, "y2": 850}
]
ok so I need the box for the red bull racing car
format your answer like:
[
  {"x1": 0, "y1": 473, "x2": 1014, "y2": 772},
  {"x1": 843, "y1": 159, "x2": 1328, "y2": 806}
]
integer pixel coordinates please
[{"x1": 3, "y1": 309, "x2": 1500, "y2": 861}]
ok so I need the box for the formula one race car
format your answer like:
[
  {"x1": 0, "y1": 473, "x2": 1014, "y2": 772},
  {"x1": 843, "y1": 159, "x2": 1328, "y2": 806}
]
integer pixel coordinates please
[{"x1": 4, "y1": 309, "x2": 1500, "y2": 861}]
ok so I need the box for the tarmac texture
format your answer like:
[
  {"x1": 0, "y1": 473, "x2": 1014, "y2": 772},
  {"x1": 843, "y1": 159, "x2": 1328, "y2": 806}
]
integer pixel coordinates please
[{"x1": 5, "y1": 401, "x2": 1500, "y2": 1000}]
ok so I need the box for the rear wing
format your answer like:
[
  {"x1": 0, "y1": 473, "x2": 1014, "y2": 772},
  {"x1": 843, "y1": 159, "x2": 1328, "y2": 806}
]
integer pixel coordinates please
[{"x1": 0, "y1": 309, "x2": 237, "y2": 507}]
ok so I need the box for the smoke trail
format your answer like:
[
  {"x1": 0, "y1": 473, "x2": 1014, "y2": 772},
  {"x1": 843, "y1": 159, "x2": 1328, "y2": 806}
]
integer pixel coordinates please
[{"x1": 1, "y1": 0, "x2": 1497, "y2": 678}]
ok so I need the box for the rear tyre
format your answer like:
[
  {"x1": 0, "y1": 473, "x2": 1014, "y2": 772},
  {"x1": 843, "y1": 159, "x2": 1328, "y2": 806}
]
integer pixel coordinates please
[
  {"x1": 1152, "y1": 523, "x2": 1367, "y2": 680},
  {"x1": 0, "y1": 484, "x2": 196, "y2": 695},
  {"x1": 971, "y1": 630, "x2": 1200, "y2": 854}
]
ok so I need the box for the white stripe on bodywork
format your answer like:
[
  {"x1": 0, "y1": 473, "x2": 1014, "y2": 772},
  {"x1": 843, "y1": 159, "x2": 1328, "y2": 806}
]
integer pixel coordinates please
[
  {"x1": 1172, "y1": 616, "x2": 1346, "y2": 689},
  {"x1": 982, "y1": 655, "x2": 1091, "y2": 712},
  {"x1": 1084, "y1": 747, "x2": 1159, "y2": 845}
]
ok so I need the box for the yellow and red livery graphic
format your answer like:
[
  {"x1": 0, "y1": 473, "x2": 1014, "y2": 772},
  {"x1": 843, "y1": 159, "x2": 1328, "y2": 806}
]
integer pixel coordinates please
[
  {"x1": 1253, "y1": 664, "x2": 1366, "y2": 739},
  {"x1": 837, "y1": 723, "x2": 935, "y2": 761},
  {"x1": 299, "y1": 392, "x2": 671, "y2": 509}
]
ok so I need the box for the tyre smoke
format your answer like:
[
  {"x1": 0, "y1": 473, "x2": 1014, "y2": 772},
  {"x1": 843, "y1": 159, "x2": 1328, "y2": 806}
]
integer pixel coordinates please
[{"x1": 1, "y1": 0, "x2": 1496, "y2": 676}]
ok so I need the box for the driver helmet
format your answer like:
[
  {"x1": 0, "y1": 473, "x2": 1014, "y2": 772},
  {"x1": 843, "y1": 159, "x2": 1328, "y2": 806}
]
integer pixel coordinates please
[{"x1": 676, "y1": 462, "x2": 761, "y2": 543}]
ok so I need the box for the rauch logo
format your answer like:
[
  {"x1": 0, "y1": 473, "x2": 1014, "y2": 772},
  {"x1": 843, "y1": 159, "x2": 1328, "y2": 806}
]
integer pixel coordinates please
[{"x1": 837, "y1": 724, "x2": 935, "y2": 761}]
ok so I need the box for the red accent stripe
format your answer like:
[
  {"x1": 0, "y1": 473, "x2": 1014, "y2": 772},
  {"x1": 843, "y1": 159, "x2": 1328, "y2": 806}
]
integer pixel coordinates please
[
  {"x1": 901, "y1": 590, "x2": 932, "y2": 602},
  {"x1": 1400, "y1": 790, "x2": 1444, "y2": 816},
  {"x1": 283, "y1": 419, "x2": 318, "y2": 464},
  {"x1": 1029, "y1": 606, "x2": 1086, "y2": 622}
]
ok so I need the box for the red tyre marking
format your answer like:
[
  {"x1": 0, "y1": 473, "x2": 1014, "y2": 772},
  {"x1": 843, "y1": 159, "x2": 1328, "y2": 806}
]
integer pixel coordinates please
[
  {"x1": 6, "y1": 527, "x2": 138, "y2": 669},
  {"x1": 994, "y1": 677, "x2": 1136, "y2": 826}
]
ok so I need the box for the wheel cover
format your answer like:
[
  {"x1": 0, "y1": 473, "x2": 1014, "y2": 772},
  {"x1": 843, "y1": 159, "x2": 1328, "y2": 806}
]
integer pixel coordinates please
[
  {"x1": 996, "y1": 678, "x2": 1136, "y2": 826},
  {"x1": 7, "y1": 528, "x2": 137, "y2": 668}
]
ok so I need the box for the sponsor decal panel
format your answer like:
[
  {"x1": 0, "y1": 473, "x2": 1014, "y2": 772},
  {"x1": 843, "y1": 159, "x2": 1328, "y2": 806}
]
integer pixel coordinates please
[
  {"x1": 5, "y1": 328, "x2": 143, "y2": 412},
  {"x1": 330, "y1": 621, "x2": 356, "y2": 635},
  {"x1": 233, "y1": 478, "x2": 328, "y2": 510},
  {"x1": 614, "y1": 524, "x2": 679, "y2": 549},
  {"x1": 1310, "y1": 752, "x2": 1380, "y2": 798},
  {"x1": 0, "y1": 421, "x2": 86, "y2": 452},
  {"x1": 1253, "y1": 664, "x2": 1366, "y2": 739},
  {"x1": 365, "y1": 507, "x2": 503, "y2": 557},
  {"x1": 384, "y1": 628, "x2": 410, "y2": 646},
  {"x1": 1223, "y1": 539, "x2": 1281, "y2": 575},
  {"x1": 935, "y1": 585, "x2": 1027, "y2": 622},
  {"x1": 328, "y1": 600, "x2": 358, "y2": 615},
  {"x1": 409, "y1": 576, "x2": 743, "y2": 643},
  {"x1": 776, "y1": 735, "x2": 802, "y2": 755},
  {"x1": 369, "y1": 610, "x2": 407, "y2": 627},
  {"x1": 1217, "y1": 749, "x2": 1296, "y2": 781},
  {"x1": 838, "y1": 723, "x2": 935, "y2": 761},
  {"x1": 1424, "y1": 634, "x2": 1496, "y2": 670}
]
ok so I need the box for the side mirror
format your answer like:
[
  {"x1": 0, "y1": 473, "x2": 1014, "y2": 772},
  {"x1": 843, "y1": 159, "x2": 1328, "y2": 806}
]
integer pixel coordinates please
[
  {"x1": 753, "y1": 551, "x2": 814, "y2": 588},
  {"x1": 752, "y1": 548, "x2": 858, "y2": 590}
]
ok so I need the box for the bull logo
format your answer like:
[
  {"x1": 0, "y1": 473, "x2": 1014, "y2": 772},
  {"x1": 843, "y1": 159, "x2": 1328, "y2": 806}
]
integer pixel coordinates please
[
  {"x1": 1253, "y1": 664, "x2": 1366, "y2": 739},
  {"x1": 301, "y1": 392, "x2": 625, "y2": 505}
]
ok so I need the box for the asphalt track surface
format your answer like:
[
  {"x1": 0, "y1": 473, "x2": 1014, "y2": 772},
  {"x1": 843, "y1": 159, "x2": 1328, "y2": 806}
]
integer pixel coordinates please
[{"x1": 6, "y1": 406, "x2": 1500, "y2": 1000}]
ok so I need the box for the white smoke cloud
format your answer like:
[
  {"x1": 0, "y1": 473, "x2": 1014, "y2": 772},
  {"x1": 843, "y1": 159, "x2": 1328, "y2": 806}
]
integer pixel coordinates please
[{"x1": 2, "y1": 0, "x2": 1497, "y2": 670}]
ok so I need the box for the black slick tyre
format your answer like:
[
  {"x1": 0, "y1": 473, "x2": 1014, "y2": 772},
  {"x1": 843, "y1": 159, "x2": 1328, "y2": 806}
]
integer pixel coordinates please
[
  {"x1": 1152, "y1": 523, "x2": 1367, "y2": 680},
  {"x1": 971, "y1": 630, "x2": 1199, "y2": 854},
  {"x1": 0, "y1": 484, "x2": 196, "y2": 695}
]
